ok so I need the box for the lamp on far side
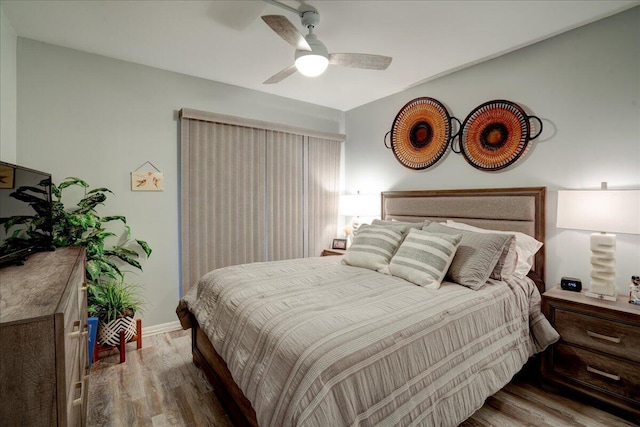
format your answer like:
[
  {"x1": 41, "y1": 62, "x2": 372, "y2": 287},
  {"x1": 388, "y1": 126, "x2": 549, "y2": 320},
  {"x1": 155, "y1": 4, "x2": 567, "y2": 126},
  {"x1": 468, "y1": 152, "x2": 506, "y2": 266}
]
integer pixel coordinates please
[
  {"x1": 557, "y1": 182, "x2": 640, "y2": 300},
  {"x1": 339, "y1": 192, "x2": 380, "y2": 245}
]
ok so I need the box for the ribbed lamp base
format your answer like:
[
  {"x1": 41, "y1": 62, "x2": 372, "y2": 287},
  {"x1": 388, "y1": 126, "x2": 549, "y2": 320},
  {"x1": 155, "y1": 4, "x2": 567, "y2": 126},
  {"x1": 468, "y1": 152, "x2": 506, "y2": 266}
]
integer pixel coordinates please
[{"x1": 586, "y1": 232, "x2": 617, "y2": 301}]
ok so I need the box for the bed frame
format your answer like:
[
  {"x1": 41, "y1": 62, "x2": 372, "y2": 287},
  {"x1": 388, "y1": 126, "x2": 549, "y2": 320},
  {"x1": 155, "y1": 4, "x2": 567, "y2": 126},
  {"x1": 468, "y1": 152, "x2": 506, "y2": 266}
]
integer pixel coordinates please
[{"x1": 187, "y1": 186, "x2": 546, "y2": 426}]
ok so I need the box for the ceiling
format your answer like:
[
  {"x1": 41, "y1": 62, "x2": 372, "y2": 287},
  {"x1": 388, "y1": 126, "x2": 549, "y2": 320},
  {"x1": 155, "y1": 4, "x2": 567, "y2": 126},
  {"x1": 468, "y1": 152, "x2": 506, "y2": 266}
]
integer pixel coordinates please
[{"x1": 3, "y1": 0, "x2": 638, "y2": 111}]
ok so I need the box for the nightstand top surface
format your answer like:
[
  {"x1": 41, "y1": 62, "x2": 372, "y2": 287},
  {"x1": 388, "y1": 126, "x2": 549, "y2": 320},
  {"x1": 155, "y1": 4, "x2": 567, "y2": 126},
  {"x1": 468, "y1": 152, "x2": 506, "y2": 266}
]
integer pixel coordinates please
[
  {"x1": 544, "y1": 285, "x2": 640, "y2": 316},
  {"x1": 322, "y1": 248, "x2": 346, "y2": 255}
]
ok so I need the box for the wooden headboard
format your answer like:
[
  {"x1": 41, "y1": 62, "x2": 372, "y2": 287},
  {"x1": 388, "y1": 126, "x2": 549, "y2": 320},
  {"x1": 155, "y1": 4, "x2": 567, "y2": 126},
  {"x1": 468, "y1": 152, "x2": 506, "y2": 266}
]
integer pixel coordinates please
[{"x1": 381, "y1": 187, "x2": 546, "y2": 292}]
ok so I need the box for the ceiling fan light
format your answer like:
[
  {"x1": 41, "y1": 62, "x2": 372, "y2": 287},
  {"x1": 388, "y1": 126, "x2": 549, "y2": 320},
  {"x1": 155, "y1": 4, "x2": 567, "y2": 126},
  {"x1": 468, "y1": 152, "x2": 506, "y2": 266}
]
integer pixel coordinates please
[{"x1": 295, "y1": 53, "x2": 329, "y2": 77}]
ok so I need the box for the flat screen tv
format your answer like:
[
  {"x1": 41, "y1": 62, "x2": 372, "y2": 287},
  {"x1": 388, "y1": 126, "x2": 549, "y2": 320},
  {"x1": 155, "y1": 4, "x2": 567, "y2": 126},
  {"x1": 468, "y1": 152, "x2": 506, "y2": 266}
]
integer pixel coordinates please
[{"x1": 0, "y1": 161, "x2": 53, "y2": 267}]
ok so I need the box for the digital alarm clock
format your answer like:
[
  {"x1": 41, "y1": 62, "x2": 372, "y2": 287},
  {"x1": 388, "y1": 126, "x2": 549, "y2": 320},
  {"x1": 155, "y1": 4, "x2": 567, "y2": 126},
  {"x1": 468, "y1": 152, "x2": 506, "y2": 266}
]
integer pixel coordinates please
[{"x1": 561, "y1": 276, "x2": 582, "y2": 292}]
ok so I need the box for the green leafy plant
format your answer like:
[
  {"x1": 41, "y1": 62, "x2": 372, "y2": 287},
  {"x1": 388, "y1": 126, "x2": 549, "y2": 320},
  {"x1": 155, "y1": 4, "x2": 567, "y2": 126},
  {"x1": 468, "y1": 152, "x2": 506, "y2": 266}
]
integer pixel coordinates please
[
  {"x1": 87, "y1": 278, "x2": 144, "y2": 323},
  {"x1": 51, "y1": 177, "x2": 152, "y2": 284},
  {"x1": 0, "y1": 178, "x2": 53, "y2": 255},
  {"x1": 2, "y1": 176, "x2": 152, "y2": 322}
]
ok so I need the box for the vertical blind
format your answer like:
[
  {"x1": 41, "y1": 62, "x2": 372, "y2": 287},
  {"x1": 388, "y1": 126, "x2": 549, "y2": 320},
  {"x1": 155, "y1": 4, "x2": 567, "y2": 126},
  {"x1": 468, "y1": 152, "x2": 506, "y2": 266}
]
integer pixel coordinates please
[
  {"x1": 180, "y1": 108, "x2": 344, "y2": 294},
  {"x1": 266, "y1": 130, "x2": 304, "y2": 261},
  {"x1": 307, "y1": 137, "x2": 342, "y2": 259}
]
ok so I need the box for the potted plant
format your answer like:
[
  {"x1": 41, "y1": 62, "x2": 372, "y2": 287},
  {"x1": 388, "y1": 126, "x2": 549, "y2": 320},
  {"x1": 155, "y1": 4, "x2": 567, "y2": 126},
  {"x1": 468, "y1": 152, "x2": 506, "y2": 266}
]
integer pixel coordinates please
[
  {"x1": 51, "y1": 177, "x2": 152, "y2": 284},
  {"x1": 88, "y1": 277, "x2": 144, "y2": 346},
  {"x1": 2, "y1": 176, "x2": 152, "y2": 348},
  {"x1": 51, "y1": 177, "x2": 152, "y2": 347}
]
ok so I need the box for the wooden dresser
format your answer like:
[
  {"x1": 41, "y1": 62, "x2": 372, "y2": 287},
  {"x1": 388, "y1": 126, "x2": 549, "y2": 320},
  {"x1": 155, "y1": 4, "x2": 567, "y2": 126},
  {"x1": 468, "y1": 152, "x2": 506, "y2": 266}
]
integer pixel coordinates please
[
  {"x1": 0, "y1": 247, "x2": 89, "y2": 426},
  {"x1": 541, "y1": 285, "x2": 640, "y2": 423}
]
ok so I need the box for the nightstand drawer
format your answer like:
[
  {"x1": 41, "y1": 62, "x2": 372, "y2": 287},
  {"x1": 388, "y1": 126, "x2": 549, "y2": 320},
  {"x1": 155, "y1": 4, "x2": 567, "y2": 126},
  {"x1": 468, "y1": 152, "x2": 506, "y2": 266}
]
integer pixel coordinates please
[
  {"x1": 555, "y1": 309, "x2": 640, "y2": 363},
  {"x1": 553, "y1": 343, "x2": 640, "y2": 403}
]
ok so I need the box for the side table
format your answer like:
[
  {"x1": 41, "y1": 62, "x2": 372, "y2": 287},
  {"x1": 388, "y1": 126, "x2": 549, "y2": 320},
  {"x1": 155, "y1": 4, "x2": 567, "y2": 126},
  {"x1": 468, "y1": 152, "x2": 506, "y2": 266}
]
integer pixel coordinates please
[
  {"x1": 321, "y1": 248, "x2": 346, "y2": 256},
  {"x1": 541, "y1": 285, "x2": 639, "y2": 422}
]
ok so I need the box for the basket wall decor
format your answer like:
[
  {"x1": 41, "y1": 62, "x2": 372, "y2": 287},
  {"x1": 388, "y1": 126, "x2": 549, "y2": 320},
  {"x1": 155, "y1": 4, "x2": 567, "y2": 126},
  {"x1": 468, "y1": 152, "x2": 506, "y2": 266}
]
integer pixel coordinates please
[
  {"x1": 385, "y1": 98, "x2": 542, "y2": 172},
  {"x1": 454, "y1": 99, "x2": 543, "y2": 171},
  {"x1": 385, "y1": 97, "x2": 459, "y2": 170}
]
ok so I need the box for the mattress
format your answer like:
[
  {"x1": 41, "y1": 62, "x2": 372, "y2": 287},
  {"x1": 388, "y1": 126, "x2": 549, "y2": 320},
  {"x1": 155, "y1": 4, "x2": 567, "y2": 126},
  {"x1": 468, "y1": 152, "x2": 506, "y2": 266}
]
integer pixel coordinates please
[{"x1": 177, "y1": 255, "x2": 558, "y2": 427}]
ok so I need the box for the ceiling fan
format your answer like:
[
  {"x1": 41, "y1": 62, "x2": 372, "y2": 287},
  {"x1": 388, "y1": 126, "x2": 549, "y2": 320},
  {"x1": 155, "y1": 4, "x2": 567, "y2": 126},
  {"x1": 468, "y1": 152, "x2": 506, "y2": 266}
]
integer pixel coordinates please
[{"x1": 261, "y1": 1, "x2": 392, "y2": 84}]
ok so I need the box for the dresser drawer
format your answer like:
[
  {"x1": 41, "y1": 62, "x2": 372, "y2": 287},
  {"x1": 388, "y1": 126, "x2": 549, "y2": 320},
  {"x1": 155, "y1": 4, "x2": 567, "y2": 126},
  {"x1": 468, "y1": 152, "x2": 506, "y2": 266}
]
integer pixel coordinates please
[
  {"x1": 553, "y1": 342, "x2": 640, "y2": 403},
  {"x1": 78, "y1": 280, "x2": 89, "y2": 380},
  {"x1": 554, "y1": 308, "x2": 640, "y2": 363},
  {"x1": 63, "y1": 284, "x2": 82, "y2": 400},
  {"x1": 66, "y1": 348, "x2": 84, "y2": 427}
]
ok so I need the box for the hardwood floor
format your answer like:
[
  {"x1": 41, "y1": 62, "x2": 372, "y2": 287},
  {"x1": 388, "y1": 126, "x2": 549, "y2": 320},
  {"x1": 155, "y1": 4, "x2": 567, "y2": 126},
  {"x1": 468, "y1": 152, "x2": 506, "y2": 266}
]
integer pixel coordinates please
[
  {"x1": 88, "y1": 330, "x2": 636, "y2": 427},
  {"x1": 88, "y1": 329, "x2": 233, "y2": 427}
]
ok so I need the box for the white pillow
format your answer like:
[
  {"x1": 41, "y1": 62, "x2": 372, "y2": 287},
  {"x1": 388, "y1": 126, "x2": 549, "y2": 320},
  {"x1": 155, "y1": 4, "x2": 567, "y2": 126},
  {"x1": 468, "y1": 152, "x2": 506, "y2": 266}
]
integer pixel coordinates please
[
  {"x1": 389, "y1": 229, "x2": 462, "y2": 289},
  {"x1": 445, "y1": 220, "x2": 543, "y2": 278},
  {"x1": 341, "y1": 224, "x2": 408, "y2": 273},
  {"x1": 491, "y1": 237, "x2": 518, "y2": 280}
]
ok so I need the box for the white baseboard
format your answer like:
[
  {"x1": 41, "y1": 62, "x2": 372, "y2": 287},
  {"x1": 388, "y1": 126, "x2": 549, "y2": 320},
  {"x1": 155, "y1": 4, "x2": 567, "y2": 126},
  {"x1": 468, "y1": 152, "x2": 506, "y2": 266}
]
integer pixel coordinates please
[{"x1": 142, "y1": 320, "x2": 182, "y2": 337}]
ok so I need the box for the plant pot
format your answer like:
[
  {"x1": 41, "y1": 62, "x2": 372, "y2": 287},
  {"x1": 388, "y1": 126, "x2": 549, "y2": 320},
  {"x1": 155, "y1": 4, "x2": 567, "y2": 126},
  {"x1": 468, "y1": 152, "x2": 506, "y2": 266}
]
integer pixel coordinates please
[{"x1": 97, "y1": 315, "x2": 138, "y2": 347}]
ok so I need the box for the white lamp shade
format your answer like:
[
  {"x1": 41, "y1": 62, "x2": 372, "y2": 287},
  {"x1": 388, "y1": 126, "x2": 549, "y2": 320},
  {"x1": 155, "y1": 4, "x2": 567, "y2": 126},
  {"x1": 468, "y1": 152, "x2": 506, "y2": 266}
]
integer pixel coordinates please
[
  {"x1": 557, "y1": 189, "x2": 640, "y2": 235},
  {"x1": 557, "y1": 186, "x2": 639, "y2": 300},
  {"x1": 339, "y1": 194, "x2": 380, "y2": 217},
  {"x1": 295, "y1": 54, "x2": 329, "y2": 77}
]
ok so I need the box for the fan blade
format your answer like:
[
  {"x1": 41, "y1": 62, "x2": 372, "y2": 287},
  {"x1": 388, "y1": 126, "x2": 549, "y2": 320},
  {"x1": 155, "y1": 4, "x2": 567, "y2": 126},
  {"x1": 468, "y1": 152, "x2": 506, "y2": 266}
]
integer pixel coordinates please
[
  {"x1": 264, "y1": 64, "x2": 297, "y2": 84},
  {"x1": 261, "y1": 15, "x2": 311, "y2": 51},
  {"x1": 329, "y1": 53, "x2": 392, "y2": 70}
]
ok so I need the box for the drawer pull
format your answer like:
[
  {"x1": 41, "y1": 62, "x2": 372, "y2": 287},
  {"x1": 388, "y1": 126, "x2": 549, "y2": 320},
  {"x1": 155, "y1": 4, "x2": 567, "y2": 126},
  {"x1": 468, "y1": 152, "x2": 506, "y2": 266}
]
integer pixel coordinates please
[
  {"x1": 72, "y1": 381, "x2": 84, "y2": 407},
  {"x1": 69, "y1": 320, "x2": 82, "y2": 339},
  {"x1": 586, "y1": 330, "x2": 621, "y2": 344},
  {"x1": 587, "y1": 366, "x2": 620, "y2": 381}
]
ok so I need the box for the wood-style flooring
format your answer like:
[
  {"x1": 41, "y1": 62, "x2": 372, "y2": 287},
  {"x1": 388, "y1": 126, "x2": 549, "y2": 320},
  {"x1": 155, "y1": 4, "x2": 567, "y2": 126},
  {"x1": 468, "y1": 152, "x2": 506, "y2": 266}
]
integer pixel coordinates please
[{"x1": 88, "y1": 329, "x2": 636, "y2": 427}]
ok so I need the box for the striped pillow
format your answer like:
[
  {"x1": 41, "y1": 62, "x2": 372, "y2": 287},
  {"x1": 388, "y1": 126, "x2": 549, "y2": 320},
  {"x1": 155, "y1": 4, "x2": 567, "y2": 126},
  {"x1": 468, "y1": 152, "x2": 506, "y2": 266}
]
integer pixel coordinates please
[
  {"x1": 389, "y1": 229, "x2": 462, "y2": 288},
  {"x1": 422, "y1": 222, "x2": 513, "y2": 290},
  {"x1": 371, "y1": 219, "x2": 428, "y2": 230},
  {"x1": 341, "y1": 224, "x2": 408, "y2": 273},
  {"x1": 445, "y1": 220, "x2": 541, "y2": 278}
]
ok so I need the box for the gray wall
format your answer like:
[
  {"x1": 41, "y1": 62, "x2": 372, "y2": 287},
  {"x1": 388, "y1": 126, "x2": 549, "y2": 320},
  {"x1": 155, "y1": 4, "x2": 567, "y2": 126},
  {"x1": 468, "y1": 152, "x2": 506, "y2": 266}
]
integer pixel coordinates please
[
  {"x1": 0, "y1": 5, "x2": 17, "y2": 162},
  {"x1": 16, "y1": 38, "x2": 345, "y2": 328},
  {"x1": 10, "y1": 7, "x2": 640, "y2": 327},
  {"x1": 345, "y1": 7, "x2": 640, "y2": 295}
]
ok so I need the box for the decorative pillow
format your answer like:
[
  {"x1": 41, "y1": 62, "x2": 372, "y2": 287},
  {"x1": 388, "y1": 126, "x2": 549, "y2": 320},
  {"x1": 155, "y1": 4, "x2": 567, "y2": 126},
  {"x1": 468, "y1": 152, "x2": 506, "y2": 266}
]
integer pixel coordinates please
[
  {"x1": 446, "y1": 220, "x2": 543, "y2": 278},
  {"x1": 371, "y1": 219, "x2": 429, "y2": 245},
  {"x1": 421, "y1": 222, "x2": 512, "y2": 290},
  {"x1": 341, "y1": 224, "x2": 408, "y2": 273},
  {"x1": 372, "y1": 219, "x2": 429, "y2": 229},
  {"x1": 490, "y1": 235, "x2": 517, "y2": 280},
  {"x1": 389, "y1": 229, "x2": 462, "y2": 289}
]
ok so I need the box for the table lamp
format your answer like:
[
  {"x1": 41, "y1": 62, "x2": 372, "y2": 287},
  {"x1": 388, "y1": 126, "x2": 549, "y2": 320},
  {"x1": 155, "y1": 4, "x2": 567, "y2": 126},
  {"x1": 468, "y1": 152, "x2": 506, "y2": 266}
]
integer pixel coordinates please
[
  {"x1": 557, "y1": 182, "x2": 640, "y2": 300},
  {"x1": 339, "y1": 192, "x2": 380, "y2": 244}
]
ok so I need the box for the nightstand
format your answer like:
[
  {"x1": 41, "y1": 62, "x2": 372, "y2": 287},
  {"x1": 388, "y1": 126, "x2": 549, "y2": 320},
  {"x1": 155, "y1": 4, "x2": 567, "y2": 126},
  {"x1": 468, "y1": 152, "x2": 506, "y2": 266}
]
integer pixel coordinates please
[
  {"x1": 321, "y1": 248, "x2": 346, "y2": 256},
  {"x1": 541, "y1": 286, "x2": 640, "y2": 422}
]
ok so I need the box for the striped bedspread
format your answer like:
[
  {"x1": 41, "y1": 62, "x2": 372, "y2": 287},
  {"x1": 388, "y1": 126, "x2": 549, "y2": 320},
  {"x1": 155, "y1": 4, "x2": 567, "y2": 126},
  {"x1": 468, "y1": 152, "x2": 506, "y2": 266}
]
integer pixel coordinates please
[{"x1": 177, "y1": 256, "x2": 558, "y2": 427}]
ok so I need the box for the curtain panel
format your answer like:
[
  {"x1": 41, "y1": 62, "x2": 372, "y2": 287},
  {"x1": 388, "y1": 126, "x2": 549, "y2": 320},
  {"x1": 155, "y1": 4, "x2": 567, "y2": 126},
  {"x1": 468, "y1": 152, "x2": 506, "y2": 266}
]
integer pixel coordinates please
[{"x1": 180, "y1": 109, "x2": 344, "y2": 294}]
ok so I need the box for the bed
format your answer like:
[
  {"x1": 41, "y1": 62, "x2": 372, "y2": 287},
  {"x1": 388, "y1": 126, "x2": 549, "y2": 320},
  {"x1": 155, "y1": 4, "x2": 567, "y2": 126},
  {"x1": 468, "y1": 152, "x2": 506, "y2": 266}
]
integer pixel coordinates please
[{"x1": 176, "y1": 187, "x2": 559, "y2": 426}]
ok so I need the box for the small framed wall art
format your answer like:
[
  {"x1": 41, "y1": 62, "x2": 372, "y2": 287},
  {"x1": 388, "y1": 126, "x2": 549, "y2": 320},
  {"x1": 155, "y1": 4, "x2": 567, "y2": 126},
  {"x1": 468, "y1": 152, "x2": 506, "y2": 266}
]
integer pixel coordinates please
[{"x1": 131, "y1": 161, "x2": 164, "y2": 192}]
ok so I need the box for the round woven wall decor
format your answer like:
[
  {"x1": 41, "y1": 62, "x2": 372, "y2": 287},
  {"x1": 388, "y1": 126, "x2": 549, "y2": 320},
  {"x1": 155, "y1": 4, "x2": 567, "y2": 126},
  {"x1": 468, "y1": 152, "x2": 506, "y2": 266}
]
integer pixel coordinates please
[
  {"x1": 388, "y1": 97, "x2": 455, "y2": 170},
  {"x1": 457, "y1": 100, "x2": 542, "y2": 171}
]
